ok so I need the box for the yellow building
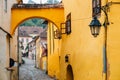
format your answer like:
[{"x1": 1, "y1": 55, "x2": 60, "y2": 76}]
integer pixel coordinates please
[
  {"x1": 39, "y1": 30, "x2": 48, "y2": 71},
  {"x1": 57, "y1": 0, "x2": 120, "y2": 80},
  {"x1": 35, "y1": 30, "x2": 47, "y2": 71},
  {"x1": 36, "y1": 36, "x2": 41, "y2": 68}
]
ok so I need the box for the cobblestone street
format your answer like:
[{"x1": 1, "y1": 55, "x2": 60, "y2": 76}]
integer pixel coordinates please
[{"x1": 19, "y1": 58, "x2": 54, "y2": 80}]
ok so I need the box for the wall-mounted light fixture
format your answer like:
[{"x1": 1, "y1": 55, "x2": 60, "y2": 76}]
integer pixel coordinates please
[
  {"x1": 89, "y1": 2, "x2": 110, "y2": 37},
  {"x1": 54, "y1": 29, "x2": 61, "y2": 39},
  {"x1": 89, "y1": 2, "x2": 120, "y2": 79},
  {"x1": 89, "y1": 17, "x2": 101, "y2": 37}
]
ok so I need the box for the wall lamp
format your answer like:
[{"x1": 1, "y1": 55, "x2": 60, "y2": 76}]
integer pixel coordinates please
[
  {"x1": 89, "y1": 17, "x2": 101, "y2": 37},
  {"x1": 54, "y1": 29, "x2": 61, "y2": 39},
  {"x1": 89, "y1": 4, "x2": 110, "y2": 37}
]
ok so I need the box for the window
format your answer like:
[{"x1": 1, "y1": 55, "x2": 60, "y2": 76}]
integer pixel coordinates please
[
  {"x1": 92, "y1": 0, "x2": 101, "y2": 17},
  {"x1": 66, "y1": 13, "x2": 71, "y2": 34},
  {"x1": 4, "y1": 0, "x2": 7, "y2": 12}
]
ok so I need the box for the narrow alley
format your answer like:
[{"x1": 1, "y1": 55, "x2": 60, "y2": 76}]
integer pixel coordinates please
[
  {"x1": 1, "y1": 0, "x2": 120, "y2": 80},
  {"x1": 19, "y1": 58, "x2": 54, "y2": 80}
]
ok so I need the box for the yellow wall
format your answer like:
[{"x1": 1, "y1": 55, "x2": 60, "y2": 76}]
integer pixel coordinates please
[
  {"x1": 42, "y1": 57, "x2": 47, "y2": 70},
  {"x1": 47, "y1": 22, "x2": 60, "y2": 79},
  {"x1": 107, "y1": 0, "x2": 120, "y2": 80},
  {"x1": 61, "y1": 0, "x2": 105, "y2": 80},
  {"x1": 36, "y1": 37, "x2": 48, "y2": 71},
  {"x1": 39, "y1": 44, "x2": 43, "y2": 69},
  {"x1": 61, "y1": 0, "x2": 120, "y2": 80},
  {"x1": 36, "y1": 38, "x2": 41, "y2": 68}
]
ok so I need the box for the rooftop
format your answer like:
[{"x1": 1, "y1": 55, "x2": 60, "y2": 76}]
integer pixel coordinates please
[
  {"x1": 12, "y1": 4, "x2": 63, "y2": 9},
  {"x1": 19, "y1": 26, "x2": 44, "y2": 37}
]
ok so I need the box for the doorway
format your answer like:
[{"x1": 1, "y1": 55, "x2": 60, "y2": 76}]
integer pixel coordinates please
[{"x1": 66, "y1": 65, "x2": 74, "y2": 80}]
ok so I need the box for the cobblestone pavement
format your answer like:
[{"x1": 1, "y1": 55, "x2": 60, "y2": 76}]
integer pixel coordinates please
[{"x1": 19, "y1": 57, "x2": 54, "y2": 80}]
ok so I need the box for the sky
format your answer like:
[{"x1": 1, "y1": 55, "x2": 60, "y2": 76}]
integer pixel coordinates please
[{"x1": 23, "y1": 0, "x2": 61, "y2": 4}]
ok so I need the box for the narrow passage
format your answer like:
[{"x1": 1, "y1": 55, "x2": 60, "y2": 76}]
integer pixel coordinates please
[{"x1": 19, "y1": 58, "x2": 54, "y2": 80}]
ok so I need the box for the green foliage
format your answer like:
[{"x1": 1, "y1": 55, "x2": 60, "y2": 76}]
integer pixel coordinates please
[
  {"x1": 28, "y1": 0, "x2": 36, "y2": 4},
  {"x1": 20, "y1": 18, "x2": 47, "y2": 28},
  {"x1": 46, "y1": 0, "x2": 59, "y2": 4}
]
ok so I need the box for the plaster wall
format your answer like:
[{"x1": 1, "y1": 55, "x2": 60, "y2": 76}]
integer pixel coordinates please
[{"x1": 0, "y1": 30, "x2": 10, "y2": 80}]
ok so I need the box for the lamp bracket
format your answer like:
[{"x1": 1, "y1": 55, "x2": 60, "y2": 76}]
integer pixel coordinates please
[
  {"x1": 103, "y1": 1, "x2": 120, "y2": 10},
  {"x1": 101, "y1": 1, "x2": 120, "y2": 26},
  {"x1": 101, "y1": 3, "x2": 111, "y2": 27}
]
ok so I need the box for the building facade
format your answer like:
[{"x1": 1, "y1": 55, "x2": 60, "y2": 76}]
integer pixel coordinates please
[
  {"x1": 58, "y1": 0, "x2": 120, "y2": 80},
  {"x1": 19, "y1": 26, "x2": 44, "y2": 57},
  {"x1": 35, "y1": 30, "x2": 47, "y2": 71},
  {"x1": 46, "y1": 0, "x2": 120, "y2": 80},
  {"x1": 0, "y1": 0, "x2": 18, "y2": 80}
]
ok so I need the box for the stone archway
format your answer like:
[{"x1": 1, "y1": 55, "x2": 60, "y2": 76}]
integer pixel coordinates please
[
  {"x1": 66, "y1": 65, "x2": 74, "y2": 80},
  {"x1": 10, "y1": 4, "x2": 64, "y2": 35}
]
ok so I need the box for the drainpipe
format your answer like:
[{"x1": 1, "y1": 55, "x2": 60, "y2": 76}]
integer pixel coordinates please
[
  {"x1": 102, "y1": 0, "x2": 109, "y2": 79},
  {"x1": 103, "y1": 19, "x2": 108, "y2": 80},
  {"x1": 103, "y1": 1, "x2": 120, "y2": 80}
]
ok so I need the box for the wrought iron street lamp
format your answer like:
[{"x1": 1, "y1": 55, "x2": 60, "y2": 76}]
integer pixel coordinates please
[
  {"x1": 89, "y1": 17, "x2": 101, "y2": 37},
  {"x1": 89, "y1": 2, "x2": 110, "y2": 37}
]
